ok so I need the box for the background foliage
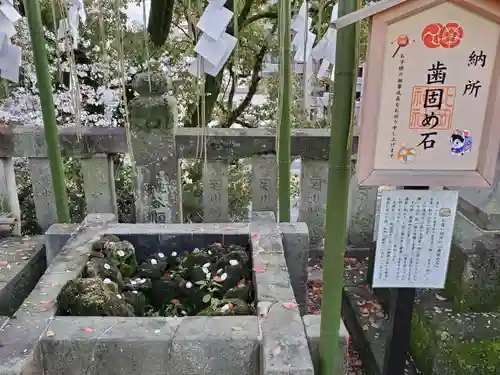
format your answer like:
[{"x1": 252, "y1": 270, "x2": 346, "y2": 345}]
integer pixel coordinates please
[{"x1": 2, "y1": 0, "x2": 367, "y2": 233}]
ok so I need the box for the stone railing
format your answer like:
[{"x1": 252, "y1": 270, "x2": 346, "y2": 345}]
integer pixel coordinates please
[{"x1": 0, "y1": 125, "x2": 378, "y2": 248}]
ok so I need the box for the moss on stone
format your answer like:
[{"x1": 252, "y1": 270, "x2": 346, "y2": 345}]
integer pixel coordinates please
[
  {"x1": 443, "y1": 244, "x2": 466, "y2": 311},
  {"x1": 441, "y1": 340, "x2": 500, "y2": 375},
  {"x1": 461, "y1": 269, "x2": 500, "y2": 313},
  {"x1": 444, "y1": 237, "x2": 500, "y2": 313},
  {"x1": 129, "y1": 95, "x2": 177, "y2": 131},
  {"x1": 57, "y1": 278, "x2": 135, "y2": 317},
  {"x1": 410, "y1": 311, "x2": 438, "y2": 375}
]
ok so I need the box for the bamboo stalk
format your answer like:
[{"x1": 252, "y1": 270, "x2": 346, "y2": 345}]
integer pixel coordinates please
[
  {"x1": 277, "y1": 0, "x2": 292, "y2": 222},
  {"x1": 24, "y1": 0, "x2": 70, "y2": 223},
  {"x1": 319, "y1": 0, "x2": 360, "y2": 373}
]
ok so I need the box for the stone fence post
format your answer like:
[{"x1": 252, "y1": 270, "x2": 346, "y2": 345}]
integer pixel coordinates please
[{"x1": 128, "y1": 72, "x2": 182, "y2": 223}]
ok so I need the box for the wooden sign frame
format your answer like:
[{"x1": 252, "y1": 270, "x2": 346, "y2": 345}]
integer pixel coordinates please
[{"x1": 356, "y1": 0, "x2": 500, "y2": 187}]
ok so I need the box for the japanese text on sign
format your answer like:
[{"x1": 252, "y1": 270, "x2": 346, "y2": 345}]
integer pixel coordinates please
[
  {"x1": 373, "y1": 190, "x2": 458, "y2": 289},
  {"x1": 373, "y1": 2, "x2": 498, "y2": 172}
]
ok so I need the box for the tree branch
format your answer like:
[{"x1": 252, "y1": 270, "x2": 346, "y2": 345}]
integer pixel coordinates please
[
  {"x1": 181, "y1": 1, "x2": 198, "y2": 42},
  {"x1": 235, "y1": 0, "x2": 256, "y2": 30},
  {"x1": 222, "y1": 23, "x2": 278, "y2": 127},
  {"x1": 227, "y1": 62, "x2": 237, "y2": 110},
  {"x1": 171, "y1": 21, "x2": 193, "y2": 42},
  {"x1": 242, "y1": 10, "x2": 278, "y2": 28}
]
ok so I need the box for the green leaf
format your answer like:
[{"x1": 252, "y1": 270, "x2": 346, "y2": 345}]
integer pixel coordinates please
[
  {"x1": 202, "y1": 294, "x2": 212, "y2": 303},
  {"x1": 195, "y1": 281, "x2": 206, "y2": 285}
]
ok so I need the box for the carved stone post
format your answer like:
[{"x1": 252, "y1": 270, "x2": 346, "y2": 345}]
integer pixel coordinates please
[{"x1": 128, "y1": 72, "x2": 182, "y2": 223}]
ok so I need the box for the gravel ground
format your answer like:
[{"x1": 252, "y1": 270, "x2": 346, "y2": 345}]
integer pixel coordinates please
[{"x1": 307, "y1": 256, "x2": 366, "y2": 375}]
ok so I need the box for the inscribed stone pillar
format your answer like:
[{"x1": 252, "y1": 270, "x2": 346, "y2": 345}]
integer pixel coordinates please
[
  {"x1": 0, "y1": 158, "x2": 21, "y2": 235},
  {"x1": 347, "y1": 166, "x2": 378, "y2": 248},
  {"x1": 129, "y1": 72, "x2": 182, "y2": 223},
  {"x1": 299, "y1": 158, "x2": 329, "y2": 246}
]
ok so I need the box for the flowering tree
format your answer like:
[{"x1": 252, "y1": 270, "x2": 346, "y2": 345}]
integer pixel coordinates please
[
  {"x1": 1, "y1": 0, "x2": 338, "y2": 128},
  {"x1": 1, "y1": 0, "x2": 339, "y2": 232}
]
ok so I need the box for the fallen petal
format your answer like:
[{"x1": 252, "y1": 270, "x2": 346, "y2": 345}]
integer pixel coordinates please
[{"x1": 282, "y1": 302, "x2": 298, "y2": 310}]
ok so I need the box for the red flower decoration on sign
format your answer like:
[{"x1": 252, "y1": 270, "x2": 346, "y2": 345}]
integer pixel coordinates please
[
  {"x1": 421, "y1": 22, "x2": 463, "y2": 49},
  {"x1": 421, "y1": 23, "x2": 443, "y2": 48},
  {"x1": 438, "y1": 22, "x2": 464, "y2": 48},
  {"x1": 397, "y1": 35, "x2": 409, "y2": 47}
]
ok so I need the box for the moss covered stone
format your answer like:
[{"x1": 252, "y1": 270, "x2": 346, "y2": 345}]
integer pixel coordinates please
[
  {"x1": 444, "y1": 236, "x2": 500, "y2": 313},
  {"x1": 105, "y1": 240, "x2": 138, "y2": 278},
  {"x1": 57, "y1": 278, "x2": 135, "y2": 317},
  {"x1": 411, "y1": 310, "x2": 439, "y2": 375},
  {"x1": 440, "y1": 340, "x2": 500, "y2": 375},
  {"x1": 59, "y1": 235, "x2": 254, "y2": 318},
  {"x1": 410, "y1": 292, "x2": 500, "y2": 374}
]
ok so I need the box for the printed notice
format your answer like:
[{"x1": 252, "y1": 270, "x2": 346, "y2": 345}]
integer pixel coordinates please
[{"x1": 373, "y1": 189, "x2": 458, "y2": 289}]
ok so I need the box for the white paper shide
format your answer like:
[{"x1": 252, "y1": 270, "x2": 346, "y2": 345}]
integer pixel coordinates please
[
  {"x1": 189, "y1": 0, "x2": 236, "y2": 77},
  {"x1": 373, "y1": 190, "x2": 458, "y2": 289},
  {"x1": 310, "y1": 2, "x2": 338, "y2": 78},
  {"x1": 0, "y1": 0, "x2": 22, "y2": 83},
  {"x1": 57, "y1": 0, "x2": 86, "y2": 49},
  {"x1": 291, "y1": 1, "x2": 316, "y2": 64}
]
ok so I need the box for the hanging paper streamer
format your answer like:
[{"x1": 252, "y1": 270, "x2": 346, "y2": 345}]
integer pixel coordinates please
[
  {"x1": 291, "y1": 1, "x2": 316, "y2": 63},
  {"x1": 189, "y1": 0, "x2": 236, "y2": 77},
  {"x1": 0, "y1": 0, "x2": 22, "y2": 83},
  {"x1": 57, "y1": 0, "x2": 87, "y2": 49},
  {"x1": 311, "y1": 2, "x2": 338, "y2": 79}
]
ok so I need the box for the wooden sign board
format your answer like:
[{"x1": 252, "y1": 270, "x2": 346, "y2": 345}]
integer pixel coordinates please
[{"x1": 355, "y1": 0, "x2": 500, "y2": 187}]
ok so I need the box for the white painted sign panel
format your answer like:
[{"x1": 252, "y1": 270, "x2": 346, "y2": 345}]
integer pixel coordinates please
[{"x1": 373, "y1": 190, "x2": 458, "y2": 289}]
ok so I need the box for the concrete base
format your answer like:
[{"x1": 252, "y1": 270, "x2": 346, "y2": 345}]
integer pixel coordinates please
[
  {"x1": 1, "y1": 213, "x2": 349, "y2": 375},
  {"x1": 0, "y1": 236, "x2": 46, "y2": 316},
  {"x1": 41, "y1": 316, "x2": 259, "y2": 375},
  {"x1": 0, "y1": 213, "x2": 332, "y2": 375}
]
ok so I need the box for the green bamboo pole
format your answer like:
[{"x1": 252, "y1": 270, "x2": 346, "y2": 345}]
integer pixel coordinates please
[
  {"x1": 24, "y1": 0, "x2": 70, "y2": 223},
  {"x1": 319, "y1": 0, "x2": 359, "y2": 374},
  {"x1": 277, "y1": 0, "x2": 292, "y2": 222}
]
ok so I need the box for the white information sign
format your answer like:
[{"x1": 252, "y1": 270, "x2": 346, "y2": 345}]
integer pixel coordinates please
[{"x1": 373, "y1": 189, "x2": 458, "y2": 289}]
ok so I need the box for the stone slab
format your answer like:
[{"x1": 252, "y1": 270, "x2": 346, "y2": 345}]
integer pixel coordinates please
[
  {"x1": 0, "y1": 126, "x2": 360, "y2": 160},
  {"x1": 281, "y1": 222, "x2": 309, "y2": 316},
  {"x1": 250, "y1": 211, "x2": 315, "y2": 375},
  {"x1": 303, "y1": 315, "x2": 349, "y2": 375},
  {"x1": 0, "y1": 236, "x2": 46, "y2": 316},
  {"x1": 170, "y1": 316, "x2": 259, "y2": 375},
  {"x1": 45, "y1": 223, "x2": 79, "y2": 266},
  {"x1": 457, "y1": 188, "x2": 500, "y2": 231},
  {"x1": 40, "y1": 316, "x2": 259, "y2": 375},
  {"x1": 444, "y1": 212, "x2": 500, "y2": 312}
]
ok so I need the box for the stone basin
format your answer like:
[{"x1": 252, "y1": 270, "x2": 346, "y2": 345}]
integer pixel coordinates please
[{"x1": 0, "y1": 212, "x2": 318, "y2": 375}]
